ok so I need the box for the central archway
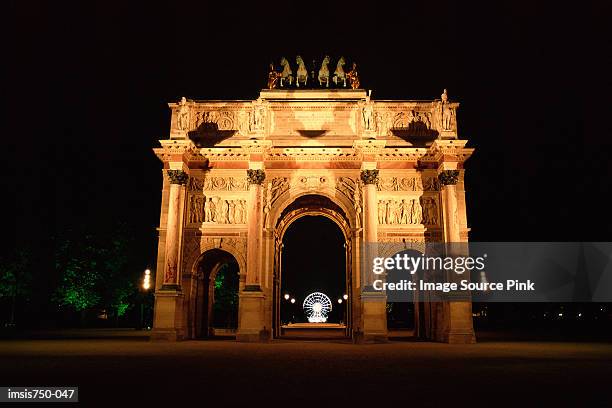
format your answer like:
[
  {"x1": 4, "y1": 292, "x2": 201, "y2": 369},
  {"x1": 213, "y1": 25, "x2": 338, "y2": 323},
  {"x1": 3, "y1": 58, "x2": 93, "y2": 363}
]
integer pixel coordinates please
[{"x1": 272, "y1": 194, "x2": 353, "y2": 339}]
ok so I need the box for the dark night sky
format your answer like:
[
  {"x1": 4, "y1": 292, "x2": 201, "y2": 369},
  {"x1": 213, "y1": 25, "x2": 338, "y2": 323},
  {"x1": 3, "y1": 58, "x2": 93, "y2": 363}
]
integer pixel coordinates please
[
  {"x1": 282, "y1": 216, "x2": 346, "y2": 303},
  {"x1": 5, "y1": 1, "x2": 612, "y2": 273}
]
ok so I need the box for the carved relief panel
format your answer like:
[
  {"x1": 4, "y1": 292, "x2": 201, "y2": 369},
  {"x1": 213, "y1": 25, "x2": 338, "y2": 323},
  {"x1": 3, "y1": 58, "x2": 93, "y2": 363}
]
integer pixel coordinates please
[
  {"x1": 187, "y1": 175, "x2": 249, "y2": 225},
  {"x1": 188, "y1": 194, "x2": 247, "y2": 225}
]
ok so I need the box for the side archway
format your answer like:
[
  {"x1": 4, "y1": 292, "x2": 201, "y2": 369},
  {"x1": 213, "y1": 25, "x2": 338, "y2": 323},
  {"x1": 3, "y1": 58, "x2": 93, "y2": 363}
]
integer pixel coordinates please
[{"x1": 190, "y1": 249, "x2": 240, "y2": 338}]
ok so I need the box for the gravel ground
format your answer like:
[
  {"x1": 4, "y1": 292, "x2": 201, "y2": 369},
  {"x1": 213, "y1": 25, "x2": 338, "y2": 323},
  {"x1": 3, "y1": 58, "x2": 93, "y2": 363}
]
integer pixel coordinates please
[{"x1": 0, "y1": 337, "x2": 610, "y2": 406}]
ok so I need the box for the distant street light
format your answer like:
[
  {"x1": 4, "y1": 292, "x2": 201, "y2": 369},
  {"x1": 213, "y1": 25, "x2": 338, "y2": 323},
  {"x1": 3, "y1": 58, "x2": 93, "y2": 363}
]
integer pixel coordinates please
[
  {"x1": 343, "y1": 294, "x2": 348, "y2": 300},
  {"x1": 143, "y1": 269, "x2": 152, "y2": 290},
  {"x1": 284, "y1": 293, "x2": 290, "y2": 300},
  {"x1": 141, "y1": 269, "x2": 152, "y2": 329},
  {"x1": 337, "y1": 299, "x2": 343, "y2": 304},
  {"x1": 290, "y1": 298, "x2": 296, "y2": 304}
]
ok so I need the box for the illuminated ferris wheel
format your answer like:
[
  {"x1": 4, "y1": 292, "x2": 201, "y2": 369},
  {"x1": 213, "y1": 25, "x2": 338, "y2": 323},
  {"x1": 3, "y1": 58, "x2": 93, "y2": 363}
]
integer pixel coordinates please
[{"x1": 303, "y1": 292, "x2": 332, "y2": 323}]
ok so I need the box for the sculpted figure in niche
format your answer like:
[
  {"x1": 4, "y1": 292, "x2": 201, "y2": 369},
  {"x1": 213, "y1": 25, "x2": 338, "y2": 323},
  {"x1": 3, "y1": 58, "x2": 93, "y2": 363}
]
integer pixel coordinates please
[
  {"x1": 235, "y1": 200, "x2": 244, "y2": 224},
  {"x1": 213, "y1": 197, "x2": 222, "y2": 222},
  {"x1": 239, "y1": 200, "x2": 247, "y2": 223},
  {"x1": 411, "y1": 199, "x2": 423, "y2": 224},
  {"x1": 388, "y1": 200, "x2": 399, "y2": 225},
  {"x1": 422, "y1": 197, "x2": 438, "y2": 225},
  {"x1": 228, "y1": 200, "x2": 236, "y2": 224},
  {"x1": 378, "y1": 200, "x2": 386, "y2": 224},
  {"x1": 384, "y1": 200, "x2": 392, "y2": 224},
  {"x1": 204, "y1": 197, "x2": 213, "y2": 222},
  {"x1": 196, "y1": 197, "x2": 203, "y2": 223},
  {"x1": 400, "y1": 199, "x2": 411, "y2": 224},
  {"x1": 189, "y1": 196, "x2": 198, "y2": 223},
  {"x1": 219, "y1": 200, "x2": 229, "y2": 224}
]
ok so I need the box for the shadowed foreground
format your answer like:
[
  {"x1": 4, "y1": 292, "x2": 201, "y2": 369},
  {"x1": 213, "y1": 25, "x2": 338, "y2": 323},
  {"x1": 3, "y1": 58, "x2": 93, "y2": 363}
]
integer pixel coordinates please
[{"x1": 0, "y1": 335, "x2": 611, "y2": 406}]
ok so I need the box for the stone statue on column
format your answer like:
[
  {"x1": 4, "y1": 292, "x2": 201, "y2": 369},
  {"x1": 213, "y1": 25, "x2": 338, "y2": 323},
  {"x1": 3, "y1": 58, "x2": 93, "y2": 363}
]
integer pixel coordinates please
[
  {"x1": 362, "y1": 92, "x2": 375, "y2": 133},
  {"x1": 177, "y1": 97, "x2": 190, "y2": 131}
]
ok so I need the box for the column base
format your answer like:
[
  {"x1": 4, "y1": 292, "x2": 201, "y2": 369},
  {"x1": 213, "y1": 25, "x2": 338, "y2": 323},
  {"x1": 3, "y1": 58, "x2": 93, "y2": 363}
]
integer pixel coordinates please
[
  {"x1": 441, "y1": 301, "x2": 476, "y2": 344},
  {"x1": 236, "y1": 290, "x2": 269, "y2": 342},
  {"x1": 443, "y1": 331, "x2": 476, "y2": 344},
  {"x1": 360, "y1": 292, "x2": 388, "y2": 343},
  {"x1": 152, "y1": 290, "x2": 185, "y2": 341},
  {"x1": 150, "y1": 329, "x2": 184, "y2": 342}
]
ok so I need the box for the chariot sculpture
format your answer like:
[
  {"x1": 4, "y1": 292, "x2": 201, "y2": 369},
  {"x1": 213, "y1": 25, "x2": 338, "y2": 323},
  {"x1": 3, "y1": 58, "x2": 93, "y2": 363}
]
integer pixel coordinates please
[{"x1": 266, "y1": 56, "x2": 360, "y2": 89}]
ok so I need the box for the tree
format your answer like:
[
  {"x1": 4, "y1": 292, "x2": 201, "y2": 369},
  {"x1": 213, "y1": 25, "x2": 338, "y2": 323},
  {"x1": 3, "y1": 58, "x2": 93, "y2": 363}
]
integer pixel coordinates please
[
  {"x1": 53, "y1": 228, "x2": 138, "y2": 323},
  {"x1": 0, "y1": 251, "x2": 33, "y2": 326}
]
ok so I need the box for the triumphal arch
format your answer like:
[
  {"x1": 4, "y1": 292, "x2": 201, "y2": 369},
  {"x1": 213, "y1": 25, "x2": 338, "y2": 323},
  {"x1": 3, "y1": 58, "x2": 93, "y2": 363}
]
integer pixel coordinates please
[{"x1": 152, "y1": 59, "x2": 476, "y2": 343}]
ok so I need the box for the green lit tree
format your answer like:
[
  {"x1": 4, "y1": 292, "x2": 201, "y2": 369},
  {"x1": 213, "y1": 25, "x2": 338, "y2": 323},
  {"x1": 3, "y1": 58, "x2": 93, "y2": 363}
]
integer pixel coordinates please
[
  {"x1": 53, "y1": 229, "x2": 138, "y2": 324},
  {"x1": 213, "y1": 263, "x2": 239, "y2": 328},
  {"x1": 0, "y1": 251, "x2": 33, "y2": 326}
]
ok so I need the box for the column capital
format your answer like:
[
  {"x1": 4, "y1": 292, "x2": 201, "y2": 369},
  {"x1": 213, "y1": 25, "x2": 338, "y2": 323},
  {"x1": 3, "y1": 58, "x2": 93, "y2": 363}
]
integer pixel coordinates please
[
  {"x1": 247, "y1": 169, "x2": 266, "y2": 185},
  {"x1": 360, "y1": 169, "x2": 380, "y2": 185},
  {"x1": 167, "y1": 170, "x2": 188, "y2": 185},
  {"x1": 438, "y1": 170, "x2": 460, "y2": 186}
]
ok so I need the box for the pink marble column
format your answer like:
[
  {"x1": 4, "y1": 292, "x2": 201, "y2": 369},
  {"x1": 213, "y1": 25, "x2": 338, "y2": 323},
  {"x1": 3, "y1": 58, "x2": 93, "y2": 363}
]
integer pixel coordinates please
[
  {"x1": 245, "y1": 169, "x2": 265, "y2": 290},
  {"x1": 438, "y1": 170, "x2": 460, "y2": 242},
  {"x1": 360, "y1": 169, "x2": 379, "y2": 287},
  {"x1": 437, "y1": 169, "x2": 476, "y2": 343},
  {"x1": 162, "y1": 169, "x2": 188, "y2": 289}
]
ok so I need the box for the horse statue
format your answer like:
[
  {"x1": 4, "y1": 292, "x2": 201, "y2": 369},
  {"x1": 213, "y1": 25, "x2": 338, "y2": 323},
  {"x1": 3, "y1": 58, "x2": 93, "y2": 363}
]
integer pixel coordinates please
[
  {"x1": 318, "y1": 55, "x2": 330, "y2": 87},
  {"x1": 333, "y1": 56, "x2": 347, "y2": 87},
  {"x1": 296, "y1": 55, "x2": 308, "y2": 87},
  {"x1": 279, "y1": 57, "x2": 293, "y2": 87}
]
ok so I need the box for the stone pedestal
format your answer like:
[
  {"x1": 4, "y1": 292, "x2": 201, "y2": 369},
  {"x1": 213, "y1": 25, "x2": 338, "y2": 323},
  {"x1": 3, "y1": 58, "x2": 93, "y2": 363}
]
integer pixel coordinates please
[
  {"x1": 236, "y1": 290, "x2": 269, "y2": 342},
  {"x1": 151, "y1": 291, "x2": 185, "y2": 341},
  {"x1": 358, "y1": 292, "x2": 388, "y2": 343},
  {"x1": 442, "y1": 301, "x2": 476, "y2": 344}
]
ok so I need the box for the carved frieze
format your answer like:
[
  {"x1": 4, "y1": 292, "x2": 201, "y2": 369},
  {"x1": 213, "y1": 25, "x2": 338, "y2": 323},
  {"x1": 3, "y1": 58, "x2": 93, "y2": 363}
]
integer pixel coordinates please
[
  {"x1": 374, "y1": 110, "x2": 433, "y2": 137},
  {"x1": 188, "y1": 195, "x2": 247, "y2": 225},
  {"x1": 423, "y1": 176, "x2": 440, "y2": 191},
  {"x1": 378, "y1": 198, "x2": 423, "y2": 225},
  {"x1": 376, "y1": 177, "x2": 423, "y2": 192},
  {"x1": 189, "y1": 176, "x2": 249, "y2": 192},
  {"x1": 191, "y1": 110, "x2": 236, "y2": 131},
  {"x1": 206, "y1": 177, "x2": 248, "y2": 191},
  {"x1": 377, "y1": 196, "x2": 439, "y2": 226}
]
